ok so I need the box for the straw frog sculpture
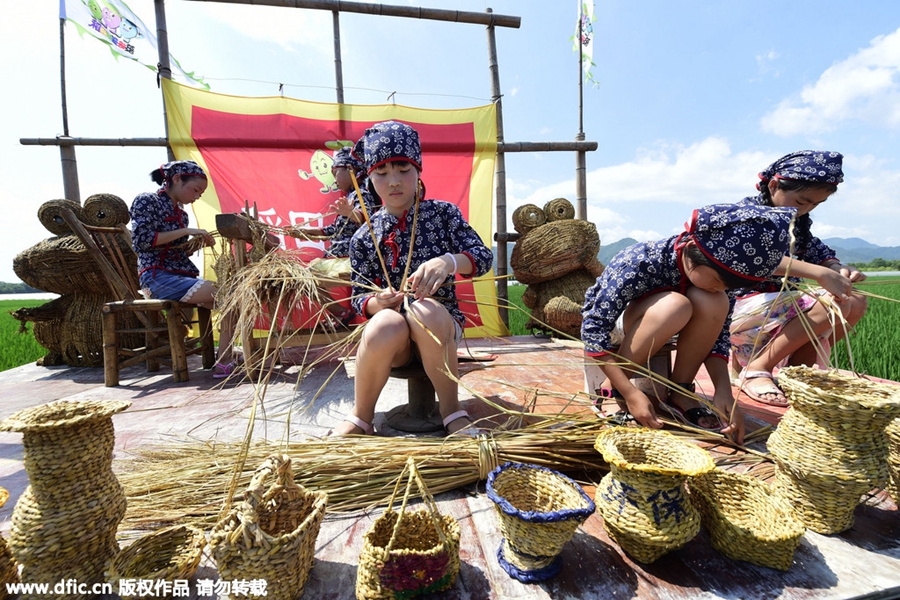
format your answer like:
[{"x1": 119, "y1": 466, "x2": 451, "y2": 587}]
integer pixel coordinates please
[
  {"x1": 12, "y1": 194, "x2": 139, "y2": 366},
  {"x1": 510, "y1": 198, "x2": 604, "y2": 337}
]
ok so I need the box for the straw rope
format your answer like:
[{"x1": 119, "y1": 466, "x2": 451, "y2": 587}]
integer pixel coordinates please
[{"x1": 688, "y1": 469, "x2": 804, "y2": 571}]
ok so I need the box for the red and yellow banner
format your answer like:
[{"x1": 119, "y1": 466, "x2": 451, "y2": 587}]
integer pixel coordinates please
[{"x1": 162, "y1": 79, "x2": 506, "y2": 337}]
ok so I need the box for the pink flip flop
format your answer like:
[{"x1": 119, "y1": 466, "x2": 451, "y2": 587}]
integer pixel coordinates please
[{"x1": 738, "y1": 370, "x2": 789, "y2": 407}]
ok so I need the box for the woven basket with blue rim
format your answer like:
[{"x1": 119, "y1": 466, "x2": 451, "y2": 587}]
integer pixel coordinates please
[{"x1": 486, "y1": 462, "x2": 595, "y2": 582}]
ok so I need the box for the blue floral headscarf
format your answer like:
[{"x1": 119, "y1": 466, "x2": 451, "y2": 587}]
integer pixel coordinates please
[
  {"x1": 680, "y1": 203, "x2": 797, "y2": 282},
  {"x1": 757, "y1": 150, "x2": 843, "y2": 190},
  {"x1": 158, "y1": 160, "x2": 206, "y2": 192},
  {"x1": 332, "y1": 147, "x2": 363, "y2": 173},
  {"x1": 352, "y1": 121, "x2": 423, "y2": 174}
]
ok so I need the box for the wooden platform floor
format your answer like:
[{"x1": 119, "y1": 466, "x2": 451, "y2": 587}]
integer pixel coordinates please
[{"x1": 1, "y1": 335, "x2": 898, "y2": 599}]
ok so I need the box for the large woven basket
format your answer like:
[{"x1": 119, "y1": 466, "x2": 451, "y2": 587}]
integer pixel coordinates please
[
  {"x1": 0, "y1": 487, "x2": 20, "y2": 595},
  {"x1": 486, "y1": 462, "x2": 594, "y2": 582},
  {"x1": 689, "y1": 469, "x2": 805, "y2": 571},
  {"x1": 356, "y1": 457, "x2": 461, "y2": 600},
  {"x1": 594, "y1": 427, "x2": 715, "y2": 563},
  {"x1": 769, "y1": 367, "x2": 900, "y2": 534},
  {"x1": 887, "y1": 417, "x2": 900, "y2": 502},
  {"x1": 106, "y1": 525, "x2": 206, "y2": 598},
  {"x1": 210, "y1": 454, "x2": 327, "y2": 600}
]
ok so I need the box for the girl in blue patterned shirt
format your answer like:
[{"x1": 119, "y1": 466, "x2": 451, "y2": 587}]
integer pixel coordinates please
[
  {"x1": 130, "y1": 160, "x2": 237, "y2": 377},
  {"x1": 730, "y1": 151, "x2": 866, "y2": 405},
  {"x1": 581, "y1": 203, "x2": 797, "y2": 443},
  {"x1": 330, "y1": 121, "x2": 493, "y2": 436}
]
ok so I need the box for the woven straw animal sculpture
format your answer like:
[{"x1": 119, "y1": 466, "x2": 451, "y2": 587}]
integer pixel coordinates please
[
  {"x1": 12, "y1": 195, "x2": 140, "y2": 366},
  {"x1": 509, "y1": 198, "x2": 604, "y2": 337}
]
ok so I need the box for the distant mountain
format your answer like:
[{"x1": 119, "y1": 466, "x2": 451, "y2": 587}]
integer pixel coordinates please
[
  {"x1": 820, "y1": 237, "x2": 900, "y2": 263},
  {"x1": 598, "y1": 237, "x2": 638, "y2": 265}
]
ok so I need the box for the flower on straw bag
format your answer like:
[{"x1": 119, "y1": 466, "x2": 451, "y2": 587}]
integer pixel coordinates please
[
  {"x1": 106, "y1": 525, "x2": 206, "y2": 599},
  {"x1": 356, "y1": 457, "x2": 461, "y2": 600},
  {"x1": 210, "y1": 454, "x2": 327, "y2": 600},
  {"x1": 486, "y1": 462, "x2": 595, "y2": 582}
]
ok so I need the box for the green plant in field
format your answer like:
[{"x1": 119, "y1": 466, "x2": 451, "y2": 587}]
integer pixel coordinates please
[
  {"x1": 0, "y1": 300, "x2": 49, "y2": 371},
  {"x1": 831, "y1": 278, "x2": 900, "y2": 382}
]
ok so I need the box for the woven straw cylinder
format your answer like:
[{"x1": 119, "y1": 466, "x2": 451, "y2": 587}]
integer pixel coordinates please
[
  {"x1": 511, "y1": 204, "x2": 546, "y2": 235},
  {"x1": 486, "y1": 463, "x2": 594, "y2": 582},
  {"x1": 356, "y1": 457, "x2": 460, "y2": 600},
  {"x1": 0, "y1": 400, "x2": 130, "y2": 600},
  {"x1": 887, "y1": 418, "x2": 900, "y2": 502},
  {"x1": 769, "y1": 366, "x2": 900, "y2": 534},
  {"x1": 210, "y1": 454, "x2": 327, "y2": 600},
  {"x1": 543, "y1": 198, "x2": 576, "y2": 222},
  {"x1": 0, "y1": 488, "x2": 20, "y2": 595},
  {"x1": 106, "y1": 525, "x2": 206, "y2": 599},
  {"x1": 14, "y1": 235, "x2": 110, "y2": 296},
  {"x1": 38, "y1": 199, "x2": 83, "y2": 236},
  {"x1": 594, "y1": 427, "x2": 715, "y2": 563},
  {"x1": 81, "y1": 194, "x2": 130, "y2": 227},
  {"x1": 689, "y1": 469, "x2": 805, "y2": 571}
]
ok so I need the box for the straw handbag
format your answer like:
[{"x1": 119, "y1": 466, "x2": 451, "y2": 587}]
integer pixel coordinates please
[
  {"x1": 0, "y1": 487, "x2": 19, "y2": 595},
  {"x1": 594, "y1": 427, "x2": 714, "y2": 563},
  {"x1": 356, "y1": 457, "x2": 461, "y2": 600},
  {"x1": 486, "y1": 462, "x2": 595, "y2": 582},
  {"x1": 689, "y1": 469, "x2": 805, "y2": 571},
  {"x1": 210, "y1": 454, "x2": 327, "y2": 600},
  {"x1": 769, "y1": 366, "x2": 900, "y2": 534},
  {"x1": 106, "y1": 525, "x2": 206, "y2": 598}
]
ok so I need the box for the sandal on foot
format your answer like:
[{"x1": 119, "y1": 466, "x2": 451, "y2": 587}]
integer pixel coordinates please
[
  {"x1": 738, "y1": 370, "x2": 788, "y2": 407},
  {"x1": 213, "y1": 361, "x2": 237, "y2": 379},
  {"x1": 660, "y1": 382, "x2": 721, "y2": 430},
  {"x1": 443, "y1": 410, "x2": 485, "y2": 438},
  {"x1": 328, "y1": 414, "x2": 374, "y2": 436}
]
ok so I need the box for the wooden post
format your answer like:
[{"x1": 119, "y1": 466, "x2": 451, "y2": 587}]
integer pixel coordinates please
[
  {"x1": 166, "y1": 307, "x2": 189, "y2": 383},
  {"x1": 102, "y1": 311, "x2": 119, "y2": 387},
  {"x1": 486, "y1": 9, "x2": 509, "y2": 328}
]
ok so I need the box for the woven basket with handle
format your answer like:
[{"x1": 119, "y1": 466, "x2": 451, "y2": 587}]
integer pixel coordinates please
[
  {"x1": 210, "y1": 454, "x2": 327, "y2": 600},
  {"x1": 356, "y1": 457, "x2": 461, "y2": 600}
]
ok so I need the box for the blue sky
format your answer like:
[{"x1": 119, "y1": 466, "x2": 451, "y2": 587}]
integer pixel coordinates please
[{"x1": 3, "y1": 1, "x2": 900, "y2": 283}]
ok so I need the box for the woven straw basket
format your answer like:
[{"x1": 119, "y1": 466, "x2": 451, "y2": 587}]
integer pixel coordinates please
[
  {"x1": 594, "y1": 427, "x2": 715, "y2": 563},
  {"x1": 887, "y1": 418, "x2": 900, "y2": 502},
  {"x1": 106, "y1": 525, "x2": 206, "y2": 598},
  {"x1": 769, "y1": 366, "x2": 900, "y2": 534},
  {"x1": 510, "y1": 219, "x2": 601, "y2": 285},
  {"x1": 486, "y1": 462, "x2": 595, "y2": 582},
  {"x1": 689, "y1": 469, "x2": 805, "y2": 571},
  {"x1": 1, "y1": 399, "x2": 130, "y2": 599},
  {"x1": 210, "y1": 454, "x2": 327, "y2": 600},
  {"x1": 356, "y1": 457, "x2": 461, "y2": 600},
  {"x1": 0, "y1": 487, "x2": 20, "y2": 594}
]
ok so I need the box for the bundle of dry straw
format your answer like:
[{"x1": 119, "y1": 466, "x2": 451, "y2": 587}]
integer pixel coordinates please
[{"x1": 117, "y1": 421, "x2": 610, "y2": 529}]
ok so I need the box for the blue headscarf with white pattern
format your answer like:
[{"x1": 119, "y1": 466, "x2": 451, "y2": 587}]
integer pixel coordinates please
[
  {"x1": 353, "y1": 121, "x2": 423, "y2": 174},
  {"x1": 681, "y1": 203, "x2": 797, "y2": 282},
  {"x1": 757, "y1": 150, "x2": 843, "y2": 190}
]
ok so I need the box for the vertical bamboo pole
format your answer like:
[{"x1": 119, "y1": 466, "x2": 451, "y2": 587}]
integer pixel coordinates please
[
  {"x1": 575, "y1": 4, "x2": 587, "y2": 220},
  {"x1": 58, "y1": 16, "x2": 81, "y2": 203},
  {"x1": 154, "y1": 0, "x2": 176, "y2": 162},
  {"x1": 332, "y1": 10, "x2": 345, "y2": 105},
  {"x1": 486, "y1": 9, "x2": 509, "y2": 328}
]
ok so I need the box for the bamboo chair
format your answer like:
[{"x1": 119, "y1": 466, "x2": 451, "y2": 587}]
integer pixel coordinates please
[{"x1": 60, "y1": 208, "x2": 215, "y2": 386}]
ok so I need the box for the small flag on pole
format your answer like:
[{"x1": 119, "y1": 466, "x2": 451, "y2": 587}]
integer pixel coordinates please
[
  {"x1": 60, "y1": 0, "x2": 208, "y2": 89},
  {"x1": 575, "y1": 1, "x2": 596, "y2": 84}
]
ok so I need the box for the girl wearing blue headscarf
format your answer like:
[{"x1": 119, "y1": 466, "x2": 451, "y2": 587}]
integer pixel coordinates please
[
  {"x1": 730, "y1": 151, "x2": 867, "y2": 406},
  {"x1": 582, "y1": 203, "x2": 798, "y2": 444},
  {"x1": 130, "y1": 160, "x2": 237, "y2": 378}
]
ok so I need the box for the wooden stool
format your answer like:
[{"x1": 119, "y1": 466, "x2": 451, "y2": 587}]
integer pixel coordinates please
[{"x1": 384, "y1": 364, "x2": 444, "y2": 433}]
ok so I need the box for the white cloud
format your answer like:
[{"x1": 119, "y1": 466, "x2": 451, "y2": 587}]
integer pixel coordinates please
[
  {"x1": 195, "y1": 4, "x2": 332, "y2": 53},
  {"x1": 762, "y1": 27, "x2": 900, "y2": 135}
]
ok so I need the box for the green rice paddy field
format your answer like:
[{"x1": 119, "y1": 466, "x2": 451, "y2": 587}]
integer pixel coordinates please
[{"x1": 3, "y1": 279, "x2": 899, "y2": 380}]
